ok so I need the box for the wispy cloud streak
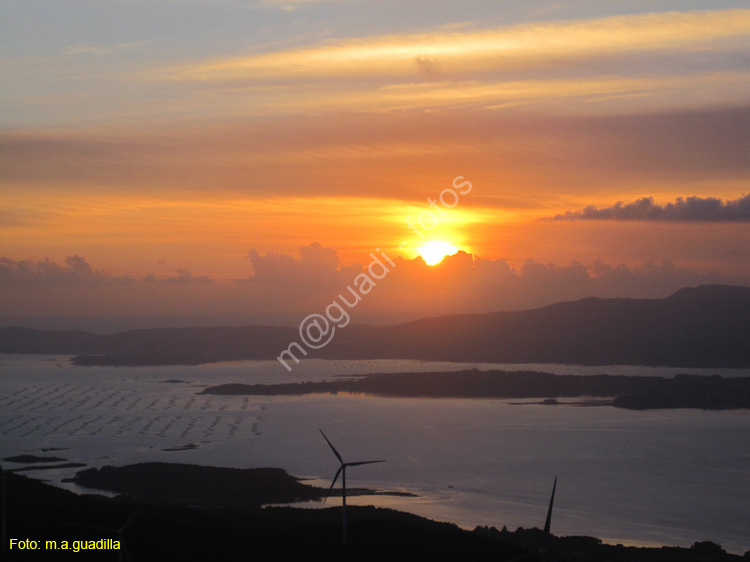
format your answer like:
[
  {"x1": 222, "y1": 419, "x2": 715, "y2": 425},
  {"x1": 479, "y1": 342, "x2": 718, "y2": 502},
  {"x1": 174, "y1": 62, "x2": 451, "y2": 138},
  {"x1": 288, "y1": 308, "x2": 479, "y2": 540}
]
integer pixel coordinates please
[{"x1": 168, "y1": 9, "x2": 750, "y2": 82}]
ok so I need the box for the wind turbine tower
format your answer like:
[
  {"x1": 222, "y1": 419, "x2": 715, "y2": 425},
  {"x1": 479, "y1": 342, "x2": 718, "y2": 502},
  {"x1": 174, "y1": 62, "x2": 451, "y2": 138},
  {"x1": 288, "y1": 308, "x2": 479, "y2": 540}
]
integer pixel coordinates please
[
  {"x1": 507, "y1": 476, "x2": 558, "y2": 562},
  {"x1": 320, "y1": 429, "x2": 385, "y2": 545},
  {"x1": 540, "y1": 476, "x2": 557, "y2": 561},
  {"x1": 68, "y1": 496, "x2": 151, "y2": 562},
  {"x1": 1, "y1": 465, "x2": 7, "y2": 559}
]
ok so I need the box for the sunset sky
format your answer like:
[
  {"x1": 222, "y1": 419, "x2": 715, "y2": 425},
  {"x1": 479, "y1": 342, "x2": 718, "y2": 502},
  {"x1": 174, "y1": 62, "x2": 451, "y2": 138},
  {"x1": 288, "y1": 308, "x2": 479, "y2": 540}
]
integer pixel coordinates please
[{"x1": 1, "y1": 0, "x2": 749, "y2": 330}]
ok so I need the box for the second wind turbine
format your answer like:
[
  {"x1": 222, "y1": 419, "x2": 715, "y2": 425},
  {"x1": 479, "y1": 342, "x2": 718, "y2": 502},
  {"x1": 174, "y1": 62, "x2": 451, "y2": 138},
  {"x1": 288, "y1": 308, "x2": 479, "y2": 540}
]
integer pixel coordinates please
[{"x1": 320, "y1": 429, "x2": 385, "y2": 545}]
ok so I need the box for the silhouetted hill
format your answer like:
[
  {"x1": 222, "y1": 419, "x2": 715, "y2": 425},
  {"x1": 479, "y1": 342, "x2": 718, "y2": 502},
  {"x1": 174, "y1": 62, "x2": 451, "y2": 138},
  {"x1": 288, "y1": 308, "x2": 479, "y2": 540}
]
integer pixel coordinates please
[
  {"x1": 2, "y1": 467, "x2": 746, "y2": 561},
  {"x1": 67, "y1": 463, "x2": 322, "y2": 507},
  {"x1": 1, "y1": 285, "x2": 748, "y2": 367},
  {"x1": 1, "y1": 467, "x2": 520, "y2": 562},
  {"x1": 359, "y1": 284, "x2": 750, "y2": 366},
  {"x1": 0, "y1": 325, "x2": 297, "y2": 364},
  {"x1": 64, "y1": 462, "x2": 412, "y2": 506}
]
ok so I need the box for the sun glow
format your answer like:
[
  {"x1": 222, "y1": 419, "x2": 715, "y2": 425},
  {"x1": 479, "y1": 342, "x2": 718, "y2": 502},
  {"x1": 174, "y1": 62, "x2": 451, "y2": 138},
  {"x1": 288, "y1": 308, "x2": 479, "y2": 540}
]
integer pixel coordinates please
[{"x1": 418, "y1": 241, "x2": 458, "y2": 265}]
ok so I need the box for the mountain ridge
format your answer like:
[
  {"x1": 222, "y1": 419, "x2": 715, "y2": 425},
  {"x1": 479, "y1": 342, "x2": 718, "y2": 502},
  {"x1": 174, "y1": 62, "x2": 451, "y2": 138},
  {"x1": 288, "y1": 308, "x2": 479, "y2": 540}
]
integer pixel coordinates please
[{"x1": 1, "y1": 284, "x2": 748, "y2": 367}]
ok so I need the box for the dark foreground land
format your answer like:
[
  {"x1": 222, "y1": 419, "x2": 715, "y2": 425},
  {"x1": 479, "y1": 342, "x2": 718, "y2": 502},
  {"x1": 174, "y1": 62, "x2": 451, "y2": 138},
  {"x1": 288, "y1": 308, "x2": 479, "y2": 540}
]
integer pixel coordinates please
[
  {"x1": 200, "y1": 370, "x2": 750, "y2": 410},
  {"x1": 2, "y1": 464, "x2": 747, "y2": 562}
]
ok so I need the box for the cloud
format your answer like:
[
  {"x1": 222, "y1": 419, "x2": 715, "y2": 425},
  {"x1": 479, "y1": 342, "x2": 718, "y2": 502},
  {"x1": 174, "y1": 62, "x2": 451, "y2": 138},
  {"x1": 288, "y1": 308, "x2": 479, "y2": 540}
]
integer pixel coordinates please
[
  {"x1": 168, "y1": 9, "x2": 750, "y2": 83},
  {"x1": 246, "y1": 242, "x2": 361, "y2": 288},
  {"x1": 143, "y1": 269, "x2": 212, "y2": 285},
  {"x1": 0, "y1": 256, "x2": 133, "y2": 287},
  {"x1": 242, "y1": 244, "x2": 729, "y2": 318},
  {"x1": 0, "y1": 256, "x2": 210, "y2": 287},
  {"x1": 63, "y1": 42, "x2": 144, "y2": 56},
  {"x1": 126, "y1": 9, "x2": 750, "y2": 120},
  {"x1": 0, "y1": 208, "x2": 34, "y2": 227},
  {"x1": 5, "y1": 7, "x2": 750, "y2": 128},
  {"x1": 259, "y1": 0, "x2": 371, "y2": 5},
  {"x1": 552, "y1": 195, "x2": 750, "y2": 222},
  {"x1": 0, "y1": 246, "x2": 737, "y2": 331},
  {"x1": 3, "y1": 106, "x2": 748, "y2": 203}
]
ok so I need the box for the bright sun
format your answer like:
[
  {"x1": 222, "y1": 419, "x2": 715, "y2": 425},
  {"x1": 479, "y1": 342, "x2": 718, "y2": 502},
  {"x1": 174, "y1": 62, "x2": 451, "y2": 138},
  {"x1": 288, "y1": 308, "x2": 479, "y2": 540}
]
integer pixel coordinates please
[{"x1": 418, "y1": 241, "x2": 459, "y2": 265}]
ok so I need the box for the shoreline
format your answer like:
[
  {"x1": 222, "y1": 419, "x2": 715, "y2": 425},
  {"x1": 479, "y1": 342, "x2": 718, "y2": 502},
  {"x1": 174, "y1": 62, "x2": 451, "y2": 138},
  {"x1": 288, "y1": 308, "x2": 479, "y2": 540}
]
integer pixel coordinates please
[
  {"x1": 2, "y1": 463, "x2": 747, "y2": 560},
  {"x1": 2, "y1": 356, "x2": 748, "y2": 555}
]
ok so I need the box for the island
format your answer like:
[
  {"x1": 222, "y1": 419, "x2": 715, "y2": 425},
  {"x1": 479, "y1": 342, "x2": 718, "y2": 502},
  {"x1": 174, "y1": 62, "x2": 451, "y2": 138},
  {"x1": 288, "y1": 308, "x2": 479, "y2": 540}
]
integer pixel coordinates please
[
  {"x1": 63, "y1": 462, "x2": 414, "y2": 507},
  {"x1": 199, "y1": 370, "x2": 750, "y2": 410}
]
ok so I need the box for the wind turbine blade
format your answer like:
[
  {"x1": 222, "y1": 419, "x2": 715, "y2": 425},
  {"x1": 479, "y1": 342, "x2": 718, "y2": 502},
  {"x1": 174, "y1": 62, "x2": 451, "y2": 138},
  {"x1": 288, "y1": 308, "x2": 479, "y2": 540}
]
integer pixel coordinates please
[
  {"x1": 505, "y1": 552, "x2": 538, "y2": 562},
  {"x1": 66, "y1": 522, "x2": 116, "y2": 533},
  {"x1": 120, "y1": 536, "x2": 131, "y2": 562},
  {"x1": 543, "y1": 476, "x2": 557, "y2": 537},
  {"x1": 319, "y1": 429, "x2": 343, "y2": 463},
  {"x1": 324, "y1": 466, "x2": 343, "y2": 503},
  {"x1": 120, "y1": 495, "x2": 152, "y2": 532},
  {"x1": 1, "y1": 464, "x2": 6, "y2": 559},
  {"x1": 346, "y1": 460, "x2": 386, "y2": 467}
]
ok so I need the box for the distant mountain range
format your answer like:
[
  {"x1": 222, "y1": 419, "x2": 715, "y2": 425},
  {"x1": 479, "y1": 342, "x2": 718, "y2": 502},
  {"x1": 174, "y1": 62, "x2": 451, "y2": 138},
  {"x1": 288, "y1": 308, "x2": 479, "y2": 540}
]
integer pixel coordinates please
[{"x1": 1, "y1": 284, "x2": 749, "y2": 367}]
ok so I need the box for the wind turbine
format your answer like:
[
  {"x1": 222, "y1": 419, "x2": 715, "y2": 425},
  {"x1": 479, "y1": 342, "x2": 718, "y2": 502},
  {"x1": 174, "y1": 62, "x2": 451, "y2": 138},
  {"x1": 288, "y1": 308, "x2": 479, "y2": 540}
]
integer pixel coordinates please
[
  {"x1": 68, "y1": 496, "x2": 151, "y2": 562},
  {"x1": 508, "y1": 476, "x2": 558, "y2": 562},
  {"x1": 1, "y1": 465, "x2": 7, "y2": 559},
  {"x1": 320, "y1": 429, "x2": 385, "y2": 544},
  {"x1": 539, "y1": 476, "x2": 557, "y2": 561}
]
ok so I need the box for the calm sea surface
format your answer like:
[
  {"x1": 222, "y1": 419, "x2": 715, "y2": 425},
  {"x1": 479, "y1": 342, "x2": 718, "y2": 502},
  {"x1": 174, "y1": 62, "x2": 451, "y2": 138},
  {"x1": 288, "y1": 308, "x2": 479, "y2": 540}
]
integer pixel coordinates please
[{"x1": 1, "y1": 355, "x2": 748, "y2": 554}]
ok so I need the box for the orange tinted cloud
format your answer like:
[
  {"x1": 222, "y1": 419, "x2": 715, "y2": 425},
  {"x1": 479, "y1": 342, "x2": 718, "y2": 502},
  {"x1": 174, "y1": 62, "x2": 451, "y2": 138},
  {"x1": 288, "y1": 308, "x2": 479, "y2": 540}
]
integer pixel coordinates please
[
  {"x1": 0, "y1": 246, "x2": 734, "y2": 332},
  {"x1": 142, "y1": 9, "x2": 750, "y2": 118},
  {"x1": 0, "y1": 186, "x2": 500, "y2": 277},
  {"x1": 170, "y1": 10, "x2": 750, "y2": 83}
]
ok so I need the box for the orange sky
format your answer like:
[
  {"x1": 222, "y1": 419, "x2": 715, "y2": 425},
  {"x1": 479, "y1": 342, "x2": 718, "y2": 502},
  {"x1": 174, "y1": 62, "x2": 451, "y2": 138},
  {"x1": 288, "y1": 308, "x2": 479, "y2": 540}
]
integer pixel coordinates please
[
  {"x1": 1, "y1": 3, "x2": 749, "y2": 329},
  {"x1": 2, "y1": 108, "x2": 747, "y2": 277}
]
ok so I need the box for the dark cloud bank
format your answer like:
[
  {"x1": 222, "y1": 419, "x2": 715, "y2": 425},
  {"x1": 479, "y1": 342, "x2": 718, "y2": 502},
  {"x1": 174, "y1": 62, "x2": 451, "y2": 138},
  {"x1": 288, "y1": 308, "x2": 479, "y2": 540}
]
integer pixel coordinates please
[
  {"x1": 0, "y1": 256, "x2": 210, "y2": 287},
  {"x1": 553, "y1": 194, "x2": 750, "y2": 222},
  {"x1": 1, "y1": 244, "x2": 740, "y2": 331}
]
